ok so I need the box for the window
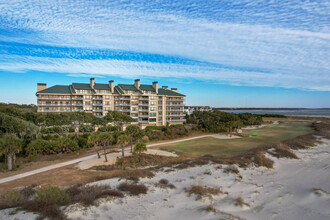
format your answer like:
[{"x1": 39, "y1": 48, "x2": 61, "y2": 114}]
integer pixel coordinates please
[
  {"x1": 149, "y1": 113, "x2": 156, "y2": 117},
  {"x1": 149, "y1": 107, "x2": 156, "y2": 111}
]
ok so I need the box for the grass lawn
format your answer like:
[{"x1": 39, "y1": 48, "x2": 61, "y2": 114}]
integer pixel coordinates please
[{"x1": 154, "y1": 122, "x2": 313, "y2": 157}]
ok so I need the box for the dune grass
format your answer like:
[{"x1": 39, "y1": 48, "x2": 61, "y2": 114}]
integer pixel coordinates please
[{"x1": 154, "y1": 122, "x2": 312, "y2": 157}]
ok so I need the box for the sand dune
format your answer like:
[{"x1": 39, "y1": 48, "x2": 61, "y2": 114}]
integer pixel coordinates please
[{"x1": 1, "y1": 139, "x2": 329, "y2": 220}]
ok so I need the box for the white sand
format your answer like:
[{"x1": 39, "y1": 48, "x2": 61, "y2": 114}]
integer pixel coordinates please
[{"x1": 2, "y1": 139, "x2": 329, "y2": 220}]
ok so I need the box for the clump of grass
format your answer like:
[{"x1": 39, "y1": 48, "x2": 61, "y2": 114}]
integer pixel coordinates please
[
  {"x1": 186, "y1": 185, "x2": 222, "y2": 200},
  {"x1": 21, "y1": 186, "x2": 69, "y2": 220},
  {"x1": 34, "y1": 186, "x2": 69, "y2": 206},
  {"x1": 159, "y1": 179, "x2": 169, "y2": 185},
  {"x1": 117, "y1": 183, "x2": 148, "y2": 196},
  {"x1": 203, "y1": 170, "x2": 212, "y2": 175},
  {"x1": 205, "y1": 205, "x2": 216, "y2": 213},
  {"x1": 224, "y1": 165, "x2": 239, "y2": 174},
  {"x1": 270, "y1": 143, "x2": 298, "y2": 159},
  {"x1": 89, "y1": 169, "x2": 155, "y2": 183},
  {"x1": 255, "y1": 151, "x2": 274, "y2": 168},
  {"x1": 235, "y1": 197, "x2": 250, "y2": 207},
  {"x1": 156, "y1": 179, "x2": 176, "y2": 189},
  {"x1": 19, "y1": 184, "x2": 37, "y2": 199},
  {"x1": 66, "y1": 184, "x2": 123, "y2": 206},
  {"x1": 0, "y1": 190, "x2": 25, "y2": 209}
]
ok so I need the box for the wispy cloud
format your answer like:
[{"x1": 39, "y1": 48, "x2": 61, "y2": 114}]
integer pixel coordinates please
[{"x1": 0, "y1": 0, "x2": 329, "y2": 90}]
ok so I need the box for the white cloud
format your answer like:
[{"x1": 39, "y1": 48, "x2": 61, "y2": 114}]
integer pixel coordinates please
[{"x1": 0, "y1": 0, "x2": 329, "y2": 91}]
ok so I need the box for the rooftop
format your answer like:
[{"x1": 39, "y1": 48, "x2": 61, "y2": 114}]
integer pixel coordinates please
[{"x1": 37, "y1": 79, "x2": 185, "y2": 97}]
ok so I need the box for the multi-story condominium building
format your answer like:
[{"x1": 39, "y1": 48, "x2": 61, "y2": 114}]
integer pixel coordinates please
[{"x1": 36, "y1": 78, "x2": 186, "y2": 126}]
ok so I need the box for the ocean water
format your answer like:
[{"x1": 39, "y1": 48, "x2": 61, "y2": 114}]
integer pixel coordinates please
[{"x1": 222, "y1": 109, "x2": 330, "y2": 116}]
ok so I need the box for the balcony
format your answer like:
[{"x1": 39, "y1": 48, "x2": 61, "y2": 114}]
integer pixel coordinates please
[
  {"x1": 138, "y1": 120, "x2": 149, "y2": 123},
  {"x1": 93, "y1": 103, "x2": 103, "y2": 106},
  {"x1": 138, "y1": 103, "x2": 149, "y2": 106},
  {"x1": 39, "y1": 103, "x2": 72, "y2": 106},
  {"x1": 167, "y1": 98, "x2": 185, "y2": 101},
  {"x1": 167, "y1": 118, "x2": 186, "y2": 122},
  {"x1": 139, "y1": 97, "x2": 149, "y2": 100},
  {"x1": 72, "y1": 97, "x2": 84, "y2": 100},
  {"x1": 139, "y1": 108, "x2": 149, "y2": 112},
  {"x1": 114, "y1": 97, "x2": 131, "y2": 100},
  {"x1": 166, "y1": 103, "x2": 184, "y2": 106},
  {"x1": 167, "y1": 113, "x2": 185, "y2": 116},
  {"x1": 114, "y1": 103, "x2": 130, "y2": 106},
  {"x1": 93, "y1": 109, "x2": 103, "y2": 112},
  {"x1": 38, "y1": 96, "x2": 72, "y2": 100},
  {"x1": 116, "y1": 109, "x2": 130, "y2": 112},
  {"x1": 72, "y1": 103, "x2": 83, "y2": 106},
  {"x1": 92, "y1": 97, "x2": 103, "y2": 100}
]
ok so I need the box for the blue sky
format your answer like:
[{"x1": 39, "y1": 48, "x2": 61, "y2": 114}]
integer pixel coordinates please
[{"x1": 0, "y1": 0, "x2": 329, "y2": 107}]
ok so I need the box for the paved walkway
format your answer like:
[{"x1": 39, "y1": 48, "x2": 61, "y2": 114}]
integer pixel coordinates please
[{"x1": 0, "y1": 134, "x2": 214, "y2": 185}]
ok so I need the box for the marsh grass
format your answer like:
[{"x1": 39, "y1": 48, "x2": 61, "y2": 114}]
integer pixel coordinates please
[
  {"x1": 117, "y1": 183, "x2": 148, "y2": 196},
  {"x1": 186, "y1": 185, "x2": 222, "y2": 200}
]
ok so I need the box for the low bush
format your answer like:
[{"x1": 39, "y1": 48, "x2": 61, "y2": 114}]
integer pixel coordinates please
[
  {"x1": 97, "y1": 126, "x2": 121, "y2": 132},
  {"x1": 79, "y1": 125, "x2": 94, "y2": 133},
  {"x1": 186, "y1": 185, "x2": 221, "y2": 200},
  {"x1": 90, "y1": 168, "x2": 155, "y2": 183},
  {"x1": 66, "y1": 184, "x2": 122, "y2": 206},
  {"x1": 270, "y1": 143, "x2": 298, "y2": 159},
  {"x1": 156, "y1": 179, "x2": 176, "y2": 189},
  {"x1": 205, "y1": 205, "x2": 216, "y2": 213},
  {"x1": 117, "y1": 183, "x2": 148, "y2": 196},
  {"x1": 235, "y1": 197, "x2": 250, "y2": 207},
  {"x1": 159, "y1": 179, "x2": 169, "y2": 185},
  {"x1": 254, "y1": 151, "x2": 274, "y2": 168},
  {"x1": 224, "y1": 165, "x2": 239, "y2": 174},
  {"x1": 0, "y1": 190, "x2": 25, "y2": 209},
  {"x1": 34, "y1": 186, "x2": 69, "y2": 206}
]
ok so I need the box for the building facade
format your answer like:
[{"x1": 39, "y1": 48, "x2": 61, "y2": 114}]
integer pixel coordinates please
[{"x1": 36, "y1": 78, "x2": 186, "y2": 126}]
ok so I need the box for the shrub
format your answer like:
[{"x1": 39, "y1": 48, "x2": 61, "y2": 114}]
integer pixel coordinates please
[
  {"x1": 34, "y1": 186, "x2": 69, "y2": 206},
  {"x1": 157, "y1": 179, "x2": 176, "y2": 189},
  {"x1": 186, "y1": 185, "x2": 221, "y2": 200},
  {"x1": 117, "y1": 183, "x2": 148, "y2": 196},
  {"x1": 235, "y1": 197, "x2": 250, "y2": 207},
  {"x1": 0, "y1": 190, "x2": 25, "y2": 209},
  {"x1": 205, "y1": 205, "x2": 216, "y2": 213},
  {"x1": 79, "y1": 125, "x2": 94, "y2": 132},
  {"x1": 159, "y1": 179, "x2": 169, "y2": 185},
  {"x1": 97, "y1": 126, "x2": 121, "y2": 132},
  {"x1": 224, "y1": 165, "x2": 239, "y2": 174},
  {"x1": 255, "y1": 151, "x2": 274, "y2": 168},
  {"x1": 271, "y1": 143, "x2": 298, "y2": 159},
  {"x1": 20, "y1": 184, "x2": 37, "y2": 199},
  {"x1": 66, "y1": 184, "x2": 123, "y2": 206}
]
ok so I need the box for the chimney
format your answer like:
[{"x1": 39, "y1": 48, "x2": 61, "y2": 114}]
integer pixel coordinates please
[
  {"x1": 90, "y1": 78, "x2": 95, "y2": 89},
  {"x1": 37, "y1": 83, "x2": 47, "y2": 92},
  {"x1": 171, "y1": 88, "x2": 177, "y2": 92},
  {"x1": 134, "y1": 79, "x2": 140, "y2": 89},
  {"x1": 152, "y1": 81, "x2": 158, "y2": 93},
  {"x1": 162, "y1": 86, "x2": 168, "y2": 90},
  {"x1": 109, "y1": 80, "x2": 114, "y2": 93}
]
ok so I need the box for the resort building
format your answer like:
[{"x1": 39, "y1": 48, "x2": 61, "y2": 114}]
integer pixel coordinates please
[{"x1": 36, "y1": 78, "x2": 186, "y2": 126}]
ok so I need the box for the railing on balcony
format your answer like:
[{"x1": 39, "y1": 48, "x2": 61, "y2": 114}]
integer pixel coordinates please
[{"x1": 114, "y1": 97, "x2": 131, "y2": 100}]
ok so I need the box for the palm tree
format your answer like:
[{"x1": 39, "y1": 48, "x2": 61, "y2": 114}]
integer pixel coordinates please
[
  {"x1": 117, "y1": 134, "x2": 129, "y2": 157},
  {"x1": 0, "y1": 133, "x2": 22, "y2": 171},
  {"x1": 125, "y1": 125, "x2": 140, "y2": 153},
  {"x1": 88, "y1": 133, "x2": 101, "y2": 158},
  {"x1": 98, "y1": 132, "x2": 114, "y2": 162},
  {"x1": 133, "y1": 141, "x2": 147, "y2": 162}
]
